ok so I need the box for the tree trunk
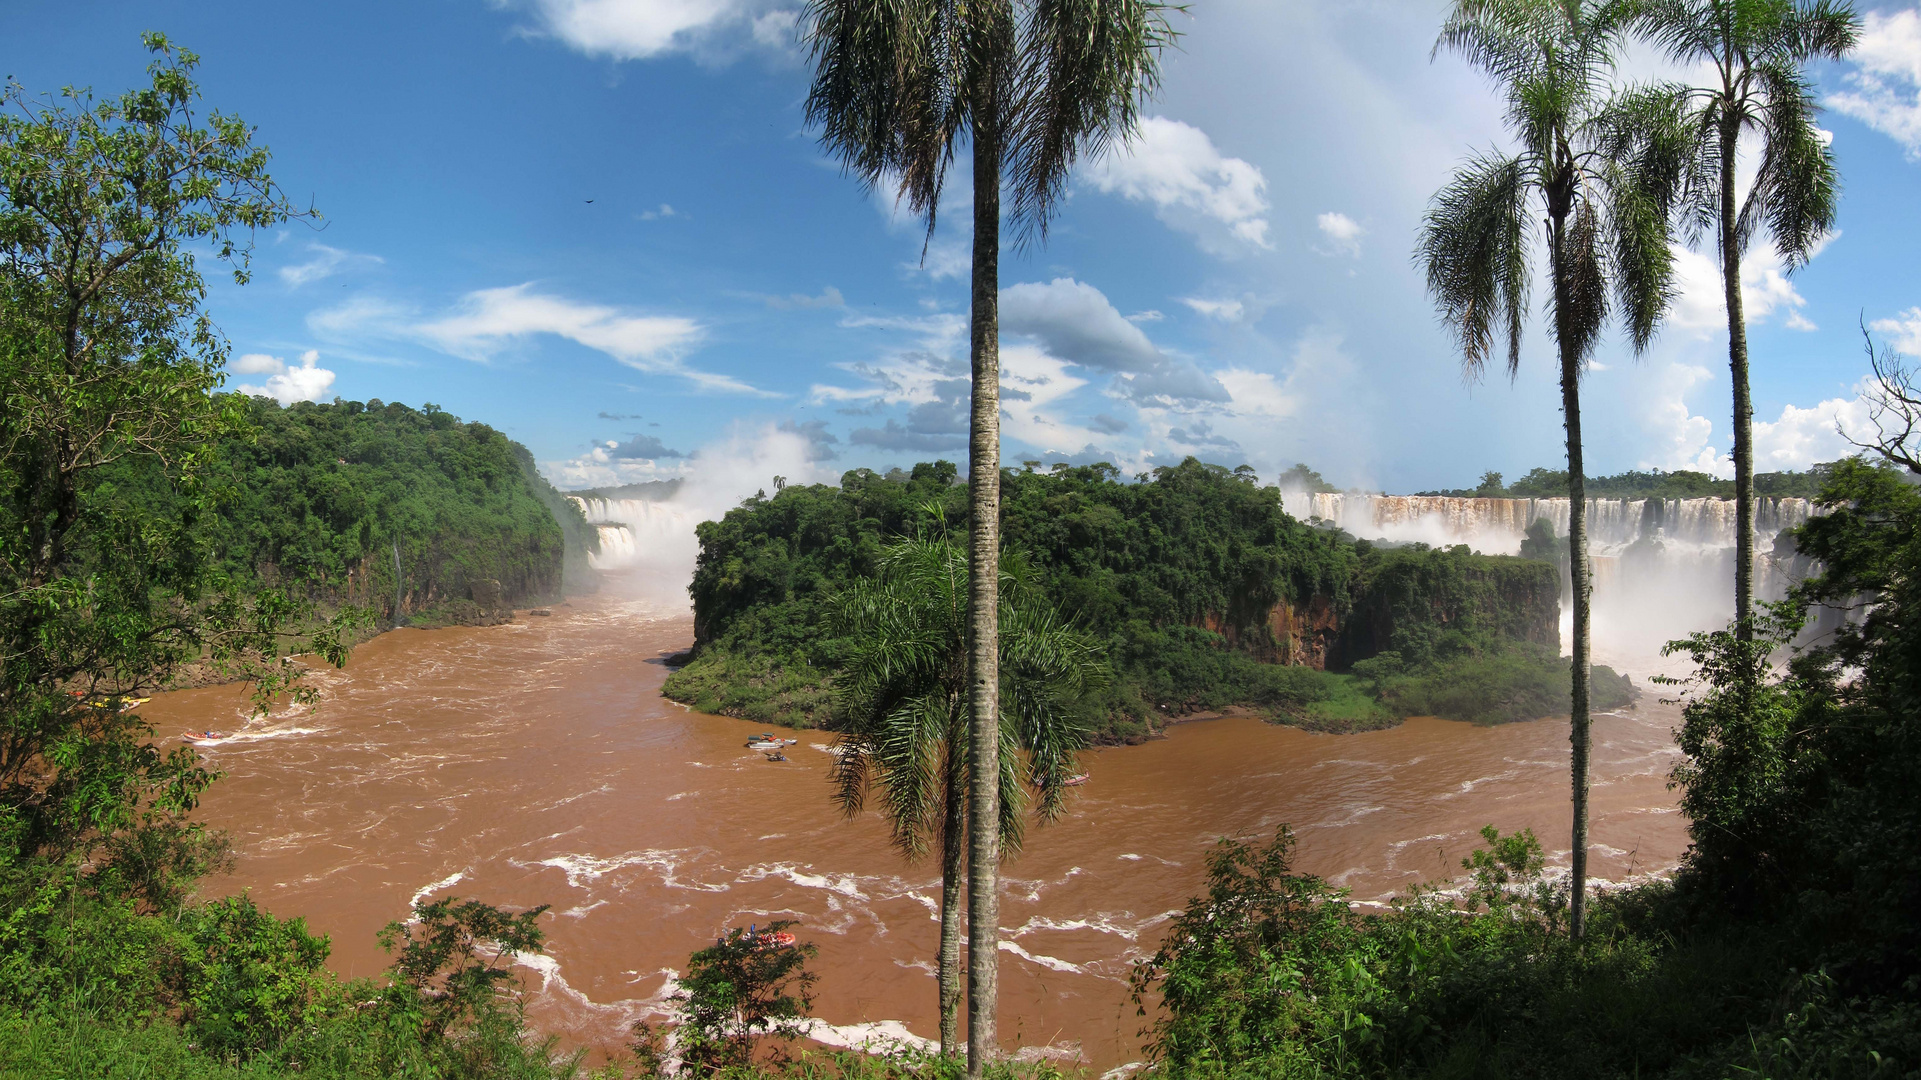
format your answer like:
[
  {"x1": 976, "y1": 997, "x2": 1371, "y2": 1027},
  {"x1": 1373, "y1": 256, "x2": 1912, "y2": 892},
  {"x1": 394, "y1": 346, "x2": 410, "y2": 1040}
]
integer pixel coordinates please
[
  {"x1": 939, "y1": 736, "x2": 966, "y2": 1056},
  {"x1": 1721, "y1": 117, "x2": 1754, "y2": 641},
  {"x1": 964, "y1": 104, "x2": 1004, "y2": 1080},
  {"x1": 1550, "y1": 213, "x2": 1593, "y2": 941}
]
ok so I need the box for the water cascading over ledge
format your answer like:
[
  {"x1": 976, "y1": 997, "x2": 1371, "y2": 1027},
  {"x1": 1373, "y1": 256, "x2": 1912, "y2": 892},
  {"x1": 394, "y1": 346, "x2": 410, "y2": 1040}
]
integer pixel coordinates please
[
  {"x1": 1279, "y1": 492, "x2": 1818, "y2": 661},
  {"x1": 568, "y1": 497, "x2": 700, "y2": 572}
]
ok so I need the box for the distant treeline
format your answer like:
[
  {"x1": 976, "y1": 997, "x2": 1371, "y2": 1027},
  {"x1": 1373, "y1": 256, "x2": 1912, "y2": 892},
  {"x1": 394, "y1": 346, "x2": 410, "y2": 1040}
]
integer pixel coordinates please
[
  {"x1": 668, "y1": 458, "x2": 1625, "y2": 740},
  {"x1": 100, "y1": 396, "x2": 594, "y2": 629},
  {"x1": 1415, "y1": 464, "x2": 1833, "y2": 499}
]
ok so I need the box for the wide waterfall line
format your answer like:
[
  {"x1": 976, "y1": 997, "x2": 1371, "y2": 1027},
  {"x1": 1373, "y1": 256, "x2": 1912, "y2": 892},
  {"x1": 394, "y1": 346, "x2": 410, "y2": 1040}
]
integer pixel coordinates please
[
  {"x1": 1279, "y1": 492, "x2": 1818, "y2": 665},
  {"x1": 1279, "y1": 492, "x2": 1812, "y2": 556}
]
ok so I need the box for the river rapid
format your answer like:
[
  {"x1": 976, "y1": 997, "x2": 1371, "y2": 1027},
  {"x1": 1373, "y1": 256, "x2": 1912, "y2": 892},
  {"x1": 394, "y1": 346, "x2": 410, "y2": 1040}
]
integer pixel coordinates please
[{"x1": 142, "y1": 592, "x2": 1689, "y2": 1072}]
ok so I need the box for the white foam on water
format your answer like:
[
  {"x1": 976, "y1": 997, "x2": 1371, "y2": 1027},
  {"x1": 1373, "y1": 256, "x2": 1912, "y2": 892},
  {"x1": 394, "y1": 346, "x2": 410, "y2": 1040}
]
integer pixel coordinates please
[
  {"x1": 1117, "y1": 853, "x2": 1143, "y2": 861},
  {"x1": 409, "y1": 869, "x2": 467, "y2": 908},
  {"x1": 796, "y1": 1018, "x2": 936, "y2": 1056},
  {"x1": 999, "y1": 939, "x2": 1087, "y2": 975},
  {"x1": 529, "y1": 849, "x2": 728, "y2": 894}
]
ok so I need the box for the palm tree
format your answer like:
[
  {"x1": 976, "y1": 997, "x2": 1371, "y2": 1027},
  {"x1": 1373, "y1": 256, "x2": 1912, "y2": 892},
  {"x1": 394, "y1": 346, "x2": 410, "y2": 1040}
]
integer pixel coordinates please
[
  {"x1": 1635, "y1": 0, "x2": 1857, "y2": 638},
  {"x1": 829, "y1": 522, "x2": 1103, "y2": 1056},
  {"x1": 1421, "y1": 0, "x2": 1686, "y2": 939},
  {"x1": 802, "y1": 1, "x2": 1172, "y2": 1068}
]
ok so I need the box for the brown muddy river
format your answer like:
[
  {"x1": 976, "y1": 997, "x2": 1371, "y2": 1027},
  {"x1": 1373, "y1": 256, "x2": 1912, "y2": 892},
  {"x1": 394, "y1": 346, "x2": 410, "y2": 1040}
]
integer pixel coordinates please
[{"x1": 142, "y1": 593, "x2": 1689, "y2": 1072}]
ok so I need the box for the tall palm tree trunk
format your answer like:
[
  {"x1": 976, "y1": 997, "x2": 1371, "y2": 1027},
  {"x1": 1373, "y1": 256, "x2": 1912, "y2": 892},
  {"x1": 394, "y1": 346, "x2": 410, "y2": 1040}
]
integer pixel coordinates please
[
  {"x1": 1720, "y1": 116, "x2": 1755, "y2": 641},
  {"x1": 939, "y1": 737, "x2": 966, "y2": 1055},
  {"x1": 1551, "y1": 215, "x2": 1594, "y2": 941},
  {"x1": 964, "y1": 100, "x2": 1004, "y2": 1079}
]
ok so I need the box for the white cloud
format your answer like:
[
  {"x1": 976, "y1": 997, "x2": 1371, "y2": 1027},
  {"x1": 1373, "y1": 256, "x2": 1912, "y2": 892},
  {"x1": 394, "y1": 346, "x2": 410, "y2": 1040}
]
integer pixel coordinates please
[
  {"x1": 1668, "y1": 239, "x2": 1830, "y2": 332},
  {"x1": 1000, "y1": 279, "x2": 1162, "y2": 372},
  {"x1": 999, "y1": 278, "x2": 1230, "y2": 405},
  {"x1": 1181, "y1": 297, "x2": 1245, "y2": 322},
  {"x1": 904, "y1": 239, "x2": 970, "y2": 281},
  {"x1": 1828, "y1": 8, "x2": 1921, "y2": 159},
  {"x1": 510, "y1": 0, "x2": 792, "y2": 61},
  {"x1": 231, "y1": 350, "x2": 337, "y2": 405},
  {"x1": 639, "y1": 203, "x2": 680, "y2": 220},
  {"x1": 1082, "y1": 116, "x2": 1271, "y2": 253},
  {"x1": 279, "y1": 243, "x2": 382, "y2": 288},
  {"x1": 1314, "y1": 211, "x2": 1365, "y2": 257},
  {"x1": 1632, "y1": 359, "x2": 1879, "y2": 476},
  {"x1": 412, "y1": 284, "x2": 760, "y2": 393},
  {"x1": 1754, "y1": 390, "x2": 1877, "y2": 471},
  {"x1": 1636, "y1": 361, "x2": 1726, "y2": 474},
  {"x1": 1871, "y1": 306, "x2": 1921, "y2": 354}
]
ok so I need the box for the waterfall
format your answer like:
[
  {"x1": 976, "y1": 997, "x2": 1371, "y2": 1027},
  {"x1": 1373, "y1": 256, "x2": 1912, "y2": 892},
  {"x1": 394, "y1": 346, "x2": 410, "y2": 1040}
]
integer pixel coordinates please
[
  {"x1": 569, "y1": 497, "x2": 701, "y2": 573},
  {"x1": 1279, "y1": 492, "x2": 1818, "y2": 662}
]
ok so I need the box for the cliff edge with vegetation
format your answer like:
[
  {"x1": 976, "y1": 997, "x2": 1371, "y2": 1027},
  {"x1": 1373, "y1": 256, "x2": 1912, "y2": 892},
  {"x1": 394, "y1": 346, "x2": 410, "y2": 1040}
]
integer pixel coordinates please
[
  {"x1": 111, "y1": 395, "x2": 596, "y2": 635},
  {"x1": 667, "y1": 458, "x2": 1624, "y2": 739}
]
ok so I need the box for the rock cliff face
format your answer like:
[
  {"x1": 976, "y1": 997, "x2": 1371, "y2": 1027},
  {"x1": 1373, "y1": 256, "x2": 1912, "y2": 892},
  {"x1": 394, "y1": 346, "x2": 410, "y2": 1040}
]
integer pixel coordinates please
[
  {"x1": 1196, "y1": 548, "x2": 1562, "y2": 671},
  {"x1": 1202, "y1": 595, "x2": 1342, "y2": 669}
]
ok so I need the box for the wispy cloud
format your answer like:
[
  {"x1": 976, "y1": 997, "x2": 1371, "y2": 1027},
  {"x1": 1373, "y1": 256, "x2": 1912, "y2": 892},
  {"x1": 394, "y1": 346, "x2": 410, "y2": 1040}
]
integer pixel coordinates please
[
  {"x1": 279, "y1": 243, "x2": 383, "y2": 288},
  {"x1": 310, "y1": 285, "x2": 766, "y2": 395}
]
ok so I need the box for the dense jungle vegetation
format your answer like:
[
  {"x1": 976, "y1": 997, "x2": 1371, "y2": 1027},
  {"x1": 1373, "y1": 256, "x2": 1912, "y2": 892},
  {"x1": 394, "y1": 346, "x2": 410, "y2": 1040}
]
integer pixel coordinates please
[
  {"x1": 664, "y1": 459, "x2": 1629, "y2": 739},
  {"x1": 166, "y1": 395, "x2": 592, "y2": 629},
  {"x1": 1418, "y1": 464, "x2": 1831, "y2": 499}
]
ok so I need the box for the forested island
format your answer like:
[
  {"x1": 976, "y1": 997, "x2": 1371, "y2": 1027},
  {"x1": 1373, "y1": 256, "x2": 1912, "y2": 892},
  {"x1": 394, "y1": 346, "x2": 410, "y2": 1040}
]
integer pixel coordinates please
[
  {"x1": 666, "y1": 458, "x2": 1632, "y2": 739},
  {"x1": 181, "y1": 396, "x2": 596, "y2": 632}
]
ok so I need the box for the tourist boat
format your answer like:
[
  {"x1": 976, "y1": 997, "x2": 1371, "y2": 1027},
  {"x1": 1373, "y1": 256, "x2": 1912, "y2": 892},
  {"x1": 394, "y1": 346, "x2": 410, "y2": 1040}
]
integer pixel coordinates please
[
  {"x1": 765, "y1": 751, "x2": 788, "y2": 762},
  {"x1": 1064, "y1": 773, "x2": 1090, "y2": 787},
  {"x1": 745, "y1": 928, "x2": 797, "y2": 948},
  {"x1": 747, "y1": 739, "x2": 786, "y2": 750},
  {"x1": 183, "y1": 730, "x2": 224, "y2": 742}
]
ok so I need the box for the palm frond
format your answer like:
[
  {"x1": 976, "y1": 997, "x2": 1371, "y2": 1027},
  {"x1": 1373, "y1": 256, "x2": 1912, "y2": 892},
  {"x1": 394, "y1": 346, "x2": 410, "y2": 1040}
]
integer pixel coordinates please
[
  {"x1": 1743, "y1": 58, "x2": 1836, "y2": 268},
  {"x1": 1418, "y1": 151, "x2": 1532, "y2": 381},
  {"x1": 1554, "y1": 197, "x2": 1611, "y2": 367},
  {"x1": 1007, "y1": 0, "x2": 1177, "y2": 246}
]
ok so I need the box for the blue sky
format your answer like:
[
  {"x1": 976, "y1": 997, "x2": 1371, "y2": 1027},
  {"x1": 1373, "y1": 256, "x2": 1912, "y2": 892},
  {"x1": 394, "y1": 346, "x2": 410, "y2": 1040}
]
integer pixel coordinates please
[{"x1": 10, "y1": 0, "x2": 1921, "y2": 492}]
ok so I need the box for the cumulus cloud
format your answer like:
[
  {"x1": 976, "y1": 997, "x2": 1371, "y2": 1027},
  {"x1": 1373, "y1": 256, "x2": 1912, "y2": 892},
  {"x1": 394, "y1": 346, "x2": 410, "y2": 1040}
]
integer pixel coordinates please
[
  {"x1": 605, "y1": 433, "x2": 686, "y2": 459},
  {"x1": 279, "y1": 243, "x2": 382, "y2": 288},
  {"x1": 1668, "y1": 239, "x2": 1830, "y2": 333},
  {"x1": 998, "y1": 278, "x2": 1229, "y2": 405},
  {"x1": 1167, "y1": 418, "x2": 1241, "y2": 453},
  {"x1": 1632, "y1": 358, "x2": 1880, "y2": 476},
  {"x1": 1090, "y1": 412, "x2": 1130, "y2": 434},
  {"x1": 1753, "y1": 391, "x2": 1877, "y2": 471},
  {"x1": 777, "y1": 418, "x2": 841, "y2": 461},
  {"x1": 1000, "y1": 279, "x2": 1162, "y2": 372},
  {"x1": 1082, "y1": 116, "x2": 1271, "y2": 253},
  {"x1": 1314, "y1": 211, "x2": 1365, "y2": 257},
  {"x1": 507, "y1": 0, "x2": 796, "y2": 61},
  {"x1": 1871, "y1": 306, "x2": 1921, "y2": 355},
  {"x1": 1828, "y1": 8, "x2": 1921, "y2": 159},
  {"x1": 231, "y1": 350, "x2": 337, "y2": 405}
]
